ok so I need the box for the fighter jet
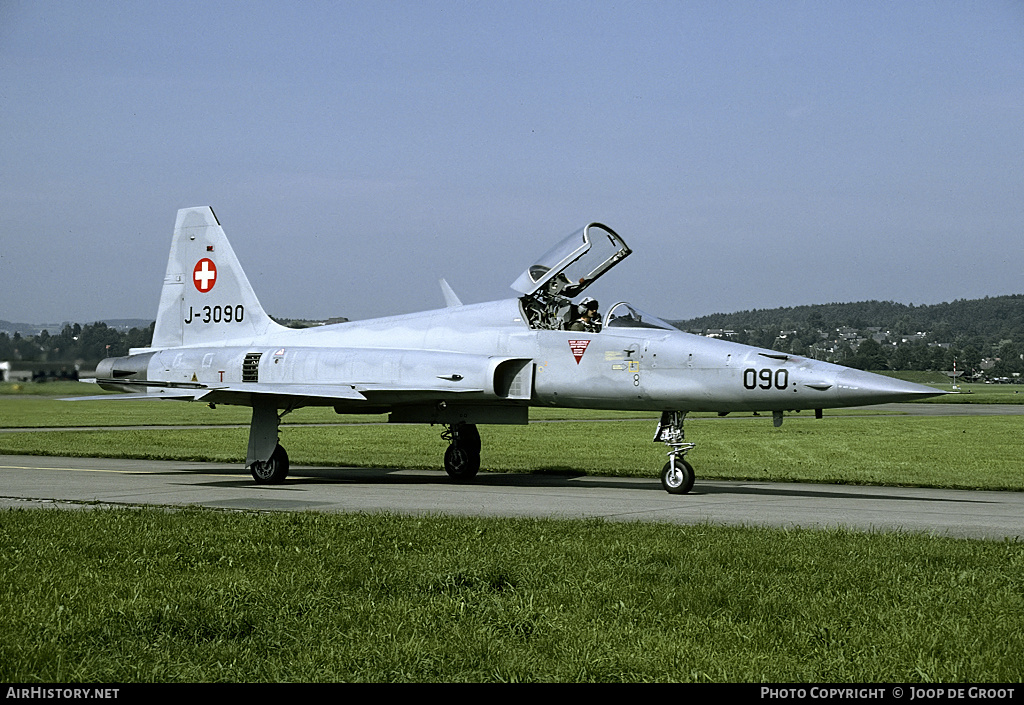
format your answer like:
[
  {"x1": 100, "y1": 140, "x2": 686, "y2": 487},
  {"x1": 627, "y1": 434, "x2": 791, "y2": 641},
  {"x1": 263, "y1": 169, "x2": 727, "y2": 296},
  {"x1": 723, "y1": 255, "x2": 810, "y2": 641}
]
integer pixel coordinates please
[{"x1": 90, "y1": 207, "x2": 943, "y2": 493}]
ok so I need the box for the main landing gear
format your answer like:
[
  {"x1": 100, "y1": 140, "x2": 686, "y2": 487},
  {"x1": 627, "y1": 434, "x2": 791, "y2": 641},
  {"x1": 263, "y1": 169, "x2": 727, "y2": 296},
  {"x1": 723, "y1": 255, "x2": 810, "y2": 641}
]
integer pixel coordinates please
[
  {"x1": 247, "y1": 402, "x2": 291, "y2": 484},
  {"x1": 442, "y1": 422, "x2": 481, "y2": 480},
  {"x1": 655, "y1": 411, "x2": 696, "y2": 494}
]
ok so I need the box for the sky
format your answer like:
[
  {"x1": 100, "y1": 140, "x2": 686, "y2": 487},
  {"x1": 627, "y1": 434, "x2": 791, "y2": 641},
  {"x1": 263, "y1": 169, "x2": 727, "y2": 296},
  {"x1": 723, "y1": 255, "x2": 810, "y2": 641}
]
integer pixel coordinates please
[{"x1": 2, "y1": 0, "x2": 1022, "y2": 325}]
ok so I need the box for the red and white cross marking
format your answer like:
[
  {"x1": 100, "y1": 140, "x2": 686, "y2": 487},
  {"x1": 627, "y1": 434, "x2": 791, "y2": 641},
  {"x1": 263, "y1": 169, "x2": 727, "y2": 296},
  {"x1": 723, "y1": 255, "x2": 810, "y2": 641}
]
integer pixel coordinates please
[
  {"x1": 568, "y1": 339, "x2": 591, "y2": 364},
  {"x1": 193, "y1": 258, "x2": 217, "y2": 292}
]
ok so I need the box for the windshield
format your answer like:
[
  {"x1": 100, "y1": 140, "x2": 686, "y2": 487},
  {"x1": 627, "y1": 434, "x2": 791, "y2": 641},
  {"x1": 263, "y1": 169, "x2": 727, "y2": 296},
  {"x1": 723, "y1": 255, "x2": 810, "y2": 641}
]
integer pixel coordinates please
[
  {"x1": 510, "y1": 223, "x2": 631, "y2": 297},
  {"x1": 604, "y1": 302, "x2": 678, "y2": 331}
]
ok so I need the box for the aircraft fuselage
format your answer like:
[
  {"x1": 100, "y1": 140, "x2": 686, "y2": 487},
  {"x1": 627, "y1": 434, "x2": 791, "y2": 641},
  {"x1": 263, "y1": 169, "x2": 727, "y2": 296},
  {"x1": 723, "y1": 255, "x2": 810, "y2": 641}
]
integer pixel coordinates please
[{"x1": 99, "y1": 297, "x2": 935, "y2": 417}]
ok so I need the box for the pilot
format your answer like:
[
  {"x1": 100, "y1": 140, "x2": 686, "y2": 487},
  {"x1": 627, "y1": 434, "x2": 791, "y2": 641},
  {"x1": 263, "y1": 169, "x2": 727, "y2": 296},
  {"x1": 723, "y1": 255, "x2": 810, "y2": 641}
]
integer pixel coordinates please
[{"x1": 569, "y1": 297, "x2": 601, "y2": 332}]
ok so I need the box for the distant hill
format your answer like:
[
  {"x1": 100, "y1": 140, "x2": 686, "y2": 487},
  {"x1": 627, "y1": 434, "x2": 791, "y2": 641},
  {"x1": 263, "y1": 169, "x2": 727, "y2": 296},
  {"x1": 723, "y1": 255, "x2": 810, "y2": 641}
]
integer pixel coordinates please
[
  {"x1": 0, "y1": 320, "x2": 65, "y2": 336},
  {"x1": 671, "y1": 295, "x2": 1024, "y2": 347}
]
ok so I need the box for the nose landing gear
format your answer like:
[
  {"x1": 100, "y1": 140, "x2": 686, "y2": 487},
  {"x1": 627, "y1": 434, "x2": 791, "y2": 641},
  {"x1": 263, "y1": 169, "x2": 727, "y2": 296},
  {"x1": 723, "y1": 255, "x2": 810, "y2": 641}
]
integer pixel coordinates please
[{"x1": 655, "y1": 411, "x2": 696, "y2": 494}]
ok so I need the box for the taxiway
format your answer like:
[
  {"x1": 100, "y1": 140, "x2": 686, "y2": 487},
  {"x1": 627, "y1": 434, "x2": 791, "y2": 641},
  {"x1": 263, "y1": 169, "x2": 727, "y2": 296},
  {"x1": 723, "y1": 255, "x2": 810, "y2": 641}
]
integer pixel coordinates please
[{"x1": 1, "y1": 453, "x2": 1020, "y2": 541}]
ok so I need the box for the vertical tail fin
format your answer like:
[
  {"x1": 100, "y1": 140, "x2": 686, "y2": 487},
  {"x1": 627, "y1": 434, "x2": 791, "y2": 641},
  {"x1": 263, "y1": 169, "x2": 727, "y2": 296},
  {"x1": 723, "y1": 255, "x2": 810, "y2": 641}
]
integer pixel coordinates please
[{"x1": 152, "y1": 206, "x2": 285, "y2": 348}]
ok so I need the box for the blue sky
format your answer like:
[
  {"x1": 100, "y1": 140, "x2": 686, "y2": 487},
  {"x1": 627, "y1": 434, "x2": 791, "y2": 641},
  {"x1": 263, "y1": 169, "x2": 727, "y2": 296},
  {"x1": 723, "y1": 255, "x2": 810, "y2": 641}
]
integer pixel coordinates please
[{"x1": 2, "y1": 1, "x2": 1022, "y2": 324}]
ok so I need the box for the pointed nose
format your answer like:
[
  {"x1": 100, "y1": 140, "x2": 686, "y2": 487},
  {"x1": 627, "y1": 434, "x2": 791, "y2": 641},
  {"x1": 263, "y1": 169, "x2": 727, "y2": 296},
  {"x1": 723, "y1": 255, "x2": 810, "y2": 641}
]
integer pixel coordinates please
[{"x1": 834, "y1": 368, "x2": 947, "y2": 406}]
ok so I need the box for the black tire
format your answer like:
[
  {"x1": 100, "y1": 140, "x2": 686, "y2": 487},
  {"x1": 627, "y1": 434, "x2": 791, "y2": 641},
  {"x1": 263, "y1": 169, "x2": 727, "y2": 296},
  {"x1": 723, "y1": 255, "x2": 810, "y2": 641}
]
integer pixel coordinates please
[
  {"x1": 444, "y1": 444, "x2": 480, "y2": 480},
  {"x1": 661, "y1": 459, "x2": 694, "y2": 494},
  {"x1": 250, "y1": 444, "x2": 289, "y2": 484}
]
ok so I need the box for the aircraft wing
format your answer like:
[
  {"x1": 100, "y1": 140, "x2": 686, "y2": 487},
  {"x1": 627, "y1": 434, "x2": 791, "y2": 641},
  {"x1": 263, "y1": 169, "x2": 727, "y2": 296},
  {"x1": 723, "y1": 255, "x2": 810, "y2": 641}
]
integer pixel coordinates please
[
  {"x1": 197, "y1": 382, "x2": 485, "y2": 407},
  {"x1": 81, "y1": 378, "x2": 486, "y2": 408},
  {"x1": 198, "y1": 383, "x2": 367, "y2": 404},
  {"x1": 92, "y1": 348, "x2": 521, "y2": 409}
]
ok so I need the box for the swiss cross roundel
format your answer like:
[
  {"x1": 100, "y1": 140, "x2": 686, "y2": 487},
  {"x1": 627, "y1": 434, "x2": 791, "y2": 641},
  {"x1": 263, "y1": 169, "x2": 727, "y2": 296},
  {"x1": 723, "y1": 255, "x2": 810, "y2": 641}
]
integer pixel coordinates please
[{"x1": 193, "y1": 258, "x2": 217, "y2": 292}]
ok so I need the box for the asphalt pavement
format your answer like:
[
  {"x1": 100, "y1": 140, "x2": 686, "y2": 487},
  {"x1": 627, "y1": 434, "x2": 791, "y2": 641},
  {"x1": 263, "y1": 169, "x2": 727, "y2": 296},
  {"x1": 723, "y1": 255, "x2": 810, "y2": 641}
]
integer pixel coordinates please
[{"x1": 1, "y1": 453, "x2": 1021, "y2": 541}]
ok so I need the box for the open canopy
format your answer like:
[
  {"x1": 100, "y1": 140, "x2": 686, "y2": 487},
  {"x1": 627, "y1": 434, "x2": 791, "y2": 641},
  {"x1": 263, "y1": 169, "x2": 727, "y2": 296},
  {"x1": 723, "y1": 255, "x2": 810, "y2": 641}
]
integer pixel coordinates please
[{"x1": 510, "y1": 223, "x2": 632, "y2": 298}]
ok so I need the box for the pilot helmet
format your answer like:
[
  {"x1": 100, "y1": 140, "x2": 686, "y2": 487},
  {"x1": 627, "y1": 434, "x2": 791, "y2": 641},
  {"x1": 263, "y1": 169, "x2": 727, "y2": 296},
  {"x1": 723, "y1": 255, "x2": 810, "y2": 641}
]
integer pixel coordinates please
[{"x1": 577, "y1": 297, "x2": 598, "y2": 317}]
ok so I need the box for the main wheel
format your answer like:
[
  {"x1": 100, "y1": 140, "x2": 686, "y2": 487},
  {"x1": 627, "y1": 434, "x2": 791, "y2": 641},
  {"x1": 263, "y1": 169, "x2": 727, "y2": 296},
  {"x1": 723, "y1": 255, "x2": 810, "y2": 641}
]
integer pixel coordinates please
[
  {"x1": 444, "y1": 443, "x2": 480, "y2": 480},
  {"x1": 443, "y1": 424, "x2": 480, "y2": 480},
  {"x1": 250, "y1": 443, "x2": 289, "y2": 484},
  {"x1": 661, "y1": 459, "x2": 694, "y2": 494}
]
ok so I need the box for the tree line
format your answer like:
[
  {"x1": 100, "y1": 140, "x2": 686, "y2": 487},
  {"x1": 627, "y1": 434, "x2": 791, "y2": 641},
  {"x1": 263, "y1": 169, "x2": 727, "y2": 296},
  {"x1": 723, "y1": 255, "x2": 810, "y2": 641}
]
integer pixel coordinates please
[
  {"x1": 0, "y1": 322, "x2": 155, "y2": 369},
  {"x1": 672, "y1": 295, "x2": 1024, "y2": 377},
  {"x1": 674, "y1": 296, "x2": 1024, "y2": 345},
  {"x1": 3, "y1": 294, "x2": 1023, "y2": 377}
]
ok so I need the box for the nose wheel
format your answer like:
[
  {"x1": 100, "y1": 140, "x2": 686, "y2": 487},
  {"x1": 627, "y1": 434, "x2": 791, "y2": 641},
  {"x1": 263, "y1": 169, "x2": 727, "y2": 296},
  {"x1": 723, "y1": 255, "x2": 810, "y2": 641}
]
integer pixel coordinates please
[
  {"x1": 655, "y1": 411, "x2": 696, "y2": 494},
  {"x1": 661, "y1": 458, "x2": 695, "y2": 494}
]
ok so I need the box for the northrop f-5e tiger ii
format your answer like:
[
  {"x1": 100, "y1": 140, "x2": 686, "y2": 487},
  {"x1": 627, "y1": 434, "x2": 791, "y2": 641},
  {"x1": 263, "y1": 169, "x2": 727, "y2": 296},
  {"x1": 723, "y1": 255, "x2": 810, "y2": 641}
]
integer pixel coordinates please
[{"x1": 89, "y1": 207, "x2": 943, "y2": 493}]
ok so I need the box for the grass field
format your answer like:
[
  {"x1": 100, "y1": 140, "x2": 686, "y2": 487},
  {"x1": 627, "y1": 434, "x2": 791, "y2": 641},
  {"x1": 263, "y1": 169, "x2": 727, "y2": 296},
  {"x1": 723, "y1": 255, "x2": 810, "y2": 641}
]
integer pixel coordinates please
[
  {"x1": 1, "y1": 509, "x2": 1022, "y2": 682},
  {"x1": 2, "y1": 416, "x2": 1023, "y2": 490},
  {"x1": 1, "y1": 389, "x2": 1022, "y2": 490},
  {"x1": 878, "y1": 374, "x2": 1024, "y2": 405},
  {"x1": 1, "y1": 383, "x2": 1023, "y2": 682}
]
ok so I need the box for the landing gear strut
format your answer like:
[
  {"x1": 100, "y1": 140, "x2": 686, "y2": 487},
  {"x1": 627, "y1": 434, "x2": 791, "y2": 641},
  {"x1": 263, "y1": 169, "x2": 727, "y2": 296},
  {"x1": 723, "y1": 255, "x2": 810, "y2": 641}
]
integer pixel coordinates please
[
  {"x1": 442, "y1": 422, "x2": 481, "y2": 480},
  {"x1": 247, "y1": 401, "x2": 291, "y2": 484},
  {"x1": 655, "y1": 411, "x2": 696, "y2": 494}
]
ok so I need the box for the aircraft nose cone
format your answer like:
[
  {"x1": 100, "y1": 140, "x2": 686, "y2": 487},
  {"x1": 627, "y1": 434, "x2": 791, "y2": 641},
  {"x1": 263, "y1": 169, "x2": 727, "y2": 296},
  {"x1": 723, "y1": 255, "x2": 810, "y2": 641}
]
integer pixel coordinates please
[{"x1": 834, "y1": 368, "x2": 947, "y2": 406}]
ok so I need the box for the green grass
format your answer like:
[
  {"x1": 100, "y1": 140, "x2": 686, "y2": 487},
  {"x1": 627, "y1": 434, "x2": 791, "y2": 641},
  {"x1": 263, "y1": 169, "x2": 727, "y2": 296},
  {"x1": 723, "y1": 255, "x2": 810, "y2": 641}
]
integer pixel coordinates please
[
  {"x1": 0, "y1": 388, "x2": 664, "y2": 428},
  {"x1": 2, "y1": 415, "x2": 1022, "y2": 491},
  {"x1": 1, "y1": 508, "x2": 1021, "y2": 682},
  {"x1": 867, "y1": 374, "x2": 1024, "y2": 404},
  {"x1": 926, "y1": 384, "x2": 1024, "y2": 404},
  {"x1": 0, "y1": 381, "x2": 100, "y2": 396},
  {"x1": 2, "y1": 385, "x2": 1023, "y2": 683}
]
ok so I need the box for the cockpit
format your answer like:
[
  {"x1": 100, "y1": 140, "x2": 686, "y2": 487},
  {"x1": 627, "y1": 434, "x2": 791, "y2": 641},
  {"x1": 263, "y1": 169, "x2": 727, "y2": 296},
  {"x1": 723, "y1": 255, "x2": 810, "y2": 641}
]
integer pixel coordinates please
[{"x1": 513, "y1": 223, "x2": 677, "y2": 333}]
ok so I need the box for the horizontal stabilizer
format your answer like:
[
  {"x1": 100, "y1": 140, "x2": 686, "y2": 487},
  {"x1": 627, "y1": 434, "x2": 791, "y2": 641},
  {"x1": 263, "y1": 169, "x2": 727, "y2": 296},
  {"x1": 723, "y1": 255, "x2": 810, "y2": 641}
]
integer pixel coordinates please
[{"x1": 61, "y1": 391, "x2": 199, "y2": 401}]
